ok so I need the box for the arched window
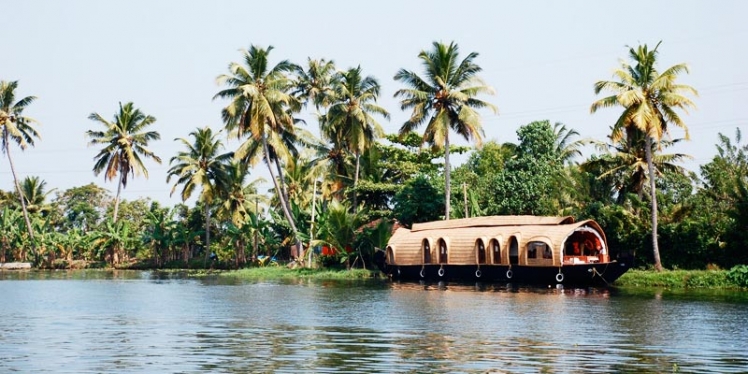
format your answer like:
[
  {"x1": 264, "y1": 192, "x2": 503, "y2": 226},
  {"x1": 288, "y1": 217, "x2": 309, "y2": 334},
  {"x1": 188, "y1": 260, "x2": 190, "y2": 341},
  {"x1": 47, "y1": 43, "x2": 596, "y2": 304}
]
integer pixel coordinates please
[
  {"x1": 490, "y1": 239, "x2": 501, "y2": 264},
  {"x1": 528, "y1": 241, "x2": 551, "y2": 259},
  {"x1": 386, "y1": 246, "x2": 394, "y2": 264},
  {"x1": 476, "y1": 239, "x2": 486, "y2": 264},
  {"x1": 422, "y1": 239, "x2": 431, "y2": 264},
  {"x1": 438, "y1": 239, "x2": 448, "y2": 264},
  {"x1": 509, "y1": 237, "x2": 519, "y2": 265}
]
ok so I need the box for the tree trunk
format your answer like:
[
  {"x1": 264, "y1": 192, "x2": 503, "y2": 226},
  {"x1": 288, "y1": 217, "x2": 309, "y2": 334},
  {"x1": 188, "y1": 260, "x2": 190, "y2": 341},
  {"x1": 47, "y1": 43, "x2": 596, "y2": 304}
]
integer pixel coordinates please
[
  {"x1": 203, "y1": 203, "x2": 211, "y2": 268},
  {"x1": 444, "y1": 131, "x2": 451, "y2": 220},
  {"x1": 274, "y1": 155, "x2": 294, "y2": 224},
  {"x1": 353, "y1": 152, "x2": 360, "y2": 213},
  {"x1": 463, "y1": 182, "x2": 468, "y2": 218},
  {"x1": 4, "y1": 130, "x2": 37, "y2": 263},
  {"x1": 112, "y1": 172, "x2": 123, "y2": 223},
  {"x1": 263, "y1": 136, "x2": 302, "y2": 255},
  {"x1": 645, "y1": 135, "x2": 663, "y2": 271}
]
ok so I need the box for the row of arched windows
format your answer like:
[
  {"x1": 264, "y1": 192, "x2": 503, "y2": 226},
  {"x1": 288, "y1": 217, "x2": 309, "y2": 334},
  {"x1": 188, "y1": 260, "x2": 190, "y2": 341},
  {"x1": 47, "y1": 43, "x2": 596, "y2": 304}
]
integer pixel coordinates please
[{"x1": 422, "y1": 238, "x2": 522, "y2": 265}]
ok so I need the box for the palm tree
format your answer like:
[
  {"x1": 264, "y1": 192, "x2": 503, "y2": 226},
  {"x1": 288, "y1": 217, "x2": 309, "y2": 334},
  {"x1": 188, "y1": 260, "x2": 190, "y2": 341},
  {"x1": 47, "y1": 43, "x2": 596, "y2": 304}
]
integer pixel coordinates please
[
  {"x1": 591, "y1": 42, "x2": 697, "y2": 271},
  {"x1": 86, "y1": 102, "x2": 162, "y2": 222},
  {"x1": 293, "y1": 58, "x2": 338, "y2": 111},
  {"x1": 19, "y1": 176, "x2": 55, "y2": 215},
  {"x1": 214, "y1": 44, "x2": 304, "y2": 254},
  {"x1": 582, "y1": 130, "x2": 692, "y2": 204},
  {"x1": 167, "y1": 126, "x2": 232, "y2": 266},
  {"x1": 0, "y1": 80, "x2": 40, "y2": 261},
  {"x1": 553, "y1": 122, "x2": 587, "y2": 165},
  {"x1": 394, "y1": 41, "x2": 497, "y2": 219},
  {"x1": 217, "y1": 160, "x2": 269, "y2": 227},
  {"x1": 325, "y1": 66, "x2": 389, "y2": 210}
]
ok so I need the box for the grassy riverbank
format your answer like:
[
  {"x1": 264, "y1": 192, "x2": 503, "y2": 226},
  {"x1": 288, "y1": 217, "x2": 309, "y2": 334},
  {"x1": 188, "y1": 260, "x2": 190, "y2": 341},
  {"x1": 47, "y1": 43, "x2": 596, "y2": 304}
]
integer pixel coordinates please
[
  {"x1": 615, "y1": 267, "x2": 748, "y2": 289},
  {"x1": 221, "y1": 266, "x2": 382, "y2": 281}
]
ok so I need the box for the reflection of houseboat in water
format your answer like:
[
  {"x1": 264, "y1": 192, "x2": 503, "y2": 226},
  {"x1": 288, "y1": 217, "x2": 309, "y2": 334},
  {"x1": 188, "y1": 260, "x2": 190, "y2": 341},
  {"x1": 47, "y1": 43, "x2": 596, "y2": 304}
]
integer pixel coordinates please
[{"x1": 374, "y1": 216, "x2": 631, "y2": 286}]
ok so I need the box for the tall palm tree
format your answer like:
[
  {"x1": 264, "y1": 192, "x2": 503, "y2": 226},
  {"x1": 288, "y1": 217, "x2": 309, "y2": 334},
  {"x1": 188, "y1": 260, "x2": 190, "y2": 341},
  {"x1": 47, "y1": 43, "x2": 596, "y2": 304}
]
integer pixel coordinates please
[
  {"x1": 591, "y1": 42, "x2": 697, "y2": 271},
  {"x1": 214, "y1": 44, "x2": 304, "y2": 253},
  {"x1": 293, "y1": 58, "x2": 338, "y2": 111},
  {"x1": 394, "y1": 41, "x2": 497, "y2": 219},
  {"x1": 0, "y1": 80, "x2": 40, "y2": 261},
  {"x1": 167, "y1": 126, "x2": 232, "y2": 265},
  {"x1": 86, "y1": 102, "x2": 162, "y2": 222},
  {"x1": 325, "y1": 66, "x2": 389, "y2": 210}
]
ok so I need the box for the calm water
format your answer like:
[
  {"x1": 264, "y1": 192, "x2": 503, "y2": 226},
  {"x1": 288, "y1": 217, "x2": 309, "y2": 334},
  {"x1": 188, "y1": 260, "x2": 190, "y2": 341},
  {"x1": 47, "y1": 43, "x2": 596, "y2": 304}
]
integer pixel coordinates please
[{"x1": 0, "y1": 271, "x2": 747, "y2": 373}]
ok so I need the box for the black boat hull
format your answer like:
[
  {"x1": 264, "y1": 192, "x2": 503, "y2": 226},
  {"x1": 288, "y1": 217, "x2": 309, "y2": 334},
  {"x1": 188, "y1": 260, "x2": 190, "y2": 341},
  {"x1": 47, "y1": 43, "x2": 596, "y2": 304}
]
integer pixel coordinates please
[{"x1": 374, "y1": 253, "x2": 630, "y2": 286}]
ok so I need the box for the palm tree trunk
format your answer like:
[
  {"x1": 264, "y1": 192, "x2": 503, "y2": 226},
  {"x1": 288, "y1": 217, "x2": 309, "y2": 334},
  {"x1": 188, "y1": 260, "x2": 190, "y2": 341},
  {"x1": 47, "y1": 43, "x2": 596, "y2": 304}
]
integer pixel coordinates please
[
  {"x1": 353, "y1": 152, "x2": 360, "y2": 213},
  {"x1": 444, "y1": 131, "x2": 451, "y2": 220},
  {"x1": 4, "y1": 130, "x2": 37, "y2": 263},
  {"x1": 263, "y1": 136, "x2": 302, "y2": 255},
  {"x1": 274, "y1": 156, "x2": 295, "y2": 228},
  {"x1": 113, "y1": 172, "x2": 123, "y2": 223},
  {"x1": 203, "y1": 203, "x2": 211, "y2": 267},
  {"x1": 645, "y1": 135, "x2": 663, "y2": 271}
]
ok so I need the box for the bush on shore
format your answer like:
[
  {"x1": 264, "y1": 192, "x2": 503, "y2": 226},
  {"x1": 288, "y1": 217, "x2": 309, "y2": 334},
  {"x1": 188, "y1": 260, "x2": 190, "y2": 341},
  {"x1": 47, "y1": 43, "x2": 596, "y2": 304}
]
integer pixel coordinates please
[{"x1": 615, "y1": 266, "x2": 748, "y2": 289}]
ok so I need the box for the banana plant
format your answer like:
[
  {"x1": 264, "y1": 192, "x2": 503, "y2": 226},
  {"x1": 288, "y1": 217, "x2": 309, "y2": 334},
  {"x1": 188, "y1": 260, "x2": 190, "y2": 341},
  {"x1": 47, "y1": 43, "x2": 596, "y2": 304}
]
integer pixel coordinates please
[{"x1": 91, "y1": 219, "x2": 134, "y2": 265}]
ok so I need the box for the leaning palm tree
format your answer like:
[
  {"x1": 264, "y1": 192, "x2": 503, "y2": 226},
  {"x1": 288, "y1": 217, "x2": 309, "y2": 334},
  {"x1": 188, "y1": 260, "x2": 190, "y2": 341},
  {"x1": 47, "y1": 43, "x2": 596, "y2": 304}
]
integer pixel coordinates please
[
  {"x1": 86, "y1": 102, "x2": 162, "y2": 222},
  {"x1": 0, "y1": 80, "x2": 40, "y2": 261},
  {"x1": 214, "y1": 44, "x2": 304, "y2": 253},
  {"x1": 394, "y1": 41, "x2": 497, "y2": 219},
  {"x1": 591, "y1": 42, "x2": 697, "y2": 271},
  {"x1": 324, "y1": 66, "x2": 389, "y2": 210},
  {"x1": 167, "y1": 126, "x2": 232, "y2": 266}
]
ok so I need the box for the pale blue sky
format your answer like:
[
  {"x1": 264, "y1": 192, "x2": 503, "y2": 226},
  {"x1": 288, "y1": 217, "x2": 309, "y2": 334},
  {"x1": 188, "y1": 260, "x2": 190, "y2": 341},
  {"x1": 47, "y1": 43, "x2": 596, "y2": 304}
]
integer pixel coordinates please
[{"x1": 3, "y1": 1, "x2": 747, "y2": 205}]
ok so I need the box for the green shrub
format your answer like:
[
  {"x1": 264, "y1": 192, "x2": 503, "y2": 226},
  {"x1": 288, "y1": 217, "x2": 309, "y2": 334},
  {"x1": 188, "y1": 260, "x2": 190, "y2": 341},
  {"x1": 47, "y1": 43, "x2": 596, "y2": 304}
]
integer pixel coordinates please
[{"x1": 726, "y1": 265, "x2": 748, "y2": 288}]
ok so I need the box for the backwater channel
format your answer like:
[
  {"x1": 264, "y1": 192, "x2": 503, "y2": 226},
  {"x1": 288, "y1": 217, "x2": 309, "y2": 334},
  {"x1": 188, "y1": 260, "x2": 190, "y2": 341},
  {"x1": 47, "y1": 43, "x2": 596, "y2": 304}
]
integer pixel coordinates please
[{"x1": 0, "y1": 270, "x2": 746, "y2": 373}]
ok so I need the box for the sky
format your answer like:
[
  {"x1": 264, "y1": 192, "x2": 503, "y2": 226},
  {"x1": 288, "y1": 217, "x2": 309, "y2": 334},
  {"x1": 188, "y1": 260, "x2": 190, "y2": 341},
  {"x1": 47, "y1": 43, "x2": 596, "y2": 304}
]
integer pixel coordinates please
[{"x1": 3, "y1": 0, "x2": 747, "y2": 207}]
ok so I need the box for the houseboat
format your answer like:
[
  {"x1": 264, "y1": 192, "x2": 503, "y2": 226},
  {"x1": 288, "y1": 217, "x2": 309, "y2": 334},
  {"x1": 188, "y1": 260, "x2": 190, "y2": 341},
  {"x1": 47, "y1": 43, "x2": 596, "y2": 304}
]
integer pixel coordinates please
[{"x1": 374, "y1": 216, "x2": 631, "y2": 286}]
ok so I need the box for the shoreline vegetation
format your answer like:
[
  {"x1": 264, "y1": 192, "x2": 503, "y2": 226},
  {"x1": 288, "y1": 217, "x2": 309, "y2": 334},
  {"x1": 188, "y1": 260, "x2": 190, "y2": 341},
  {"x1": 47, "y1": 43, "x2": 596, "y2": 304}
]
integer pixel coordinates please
[{"x1": 5, "y1": 263, "x2": 746, "y2": 290}]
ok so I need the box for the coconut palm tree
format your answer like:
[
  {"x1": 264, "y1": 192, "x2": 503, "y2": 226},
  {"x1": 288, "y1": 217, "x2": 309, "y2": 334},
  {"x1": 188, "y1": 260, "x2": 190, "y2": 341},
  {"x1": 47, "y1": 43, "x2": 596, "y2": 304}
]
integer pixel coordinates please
[
  {"x1": 86, "y1": 102, "x2": 162, "y2": 222},
  {"x1": 214, "y1": 44, "x2": 304, "y2": 253},
  {"x1": 217, "y1": 160, "x2": 269, "y2": 228},
  {"x1": 167, "y1": 126, "x2": 232, "y2": 266},
  {"x1": 0, "y1": 80, "x2": 40, "y2": 261},
  {"x1": 324, "y1": 66, "x2": 389, "y2": 210},
  {"x1": 394, "y1": 41, "x2": 497, "y2": 219},
  {"x1": 19, "y1": 176, "x2": 55, "y2": 216},
  {"x1": 293, "y1": 58, "x2": 338, "y2": 111},
  {"x1": 591, "y1": 42, "x2": 697, "y2": 271},
  {"x1": 582, "y1": 130, "x2": 692, "y2": 204},
  {"x1": 553, "y1": 122, "x2": 587, "y2": 166}
]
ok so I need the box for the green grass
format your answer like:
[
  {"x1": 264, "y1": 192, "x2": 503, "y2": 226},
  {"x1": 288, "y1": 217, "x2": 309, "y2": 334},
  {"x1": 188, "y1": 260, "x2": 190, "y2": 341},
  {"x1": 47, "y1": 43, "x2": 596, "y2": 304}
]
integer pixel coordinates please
[
  {"x1": 221, "y1": 266, "x2": 382, "y2": 280},
  {"x1": 615, "y1": 269, "x2": 737, "y2": 289}
]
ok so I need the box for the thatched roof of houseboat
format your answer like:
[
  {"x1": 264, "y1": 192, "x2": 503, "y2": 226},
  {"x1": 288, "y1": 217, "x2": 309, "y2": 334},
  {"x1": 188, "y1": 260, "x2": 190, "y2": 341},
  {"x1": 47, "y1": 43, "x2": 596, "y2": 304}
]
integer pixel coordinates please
[{"x1": 411, "y1": 215, "x2": 575, "y2": 232}]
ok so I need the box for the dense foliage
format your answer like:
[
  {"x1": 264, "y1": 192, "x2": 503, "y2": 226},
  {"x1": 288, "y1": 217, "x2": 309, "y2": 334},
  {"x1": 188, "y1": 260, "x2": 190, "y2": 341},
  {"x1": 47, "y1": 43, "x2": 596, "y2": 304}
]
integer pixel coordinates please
[{"x1": 1, "y1": 42, "x2": 745, "y2": 273}]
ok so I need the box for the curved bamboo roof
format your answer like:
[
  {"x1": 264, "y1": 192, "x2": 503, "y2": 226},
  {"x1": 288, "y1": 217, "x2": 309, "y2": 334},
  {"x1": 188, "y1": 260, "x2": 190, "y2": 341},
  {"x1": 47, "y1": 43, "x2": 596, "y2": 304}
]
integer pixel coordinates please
[{"x1": 411, "y1": 215, "x2": 575, "y2": 232}]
